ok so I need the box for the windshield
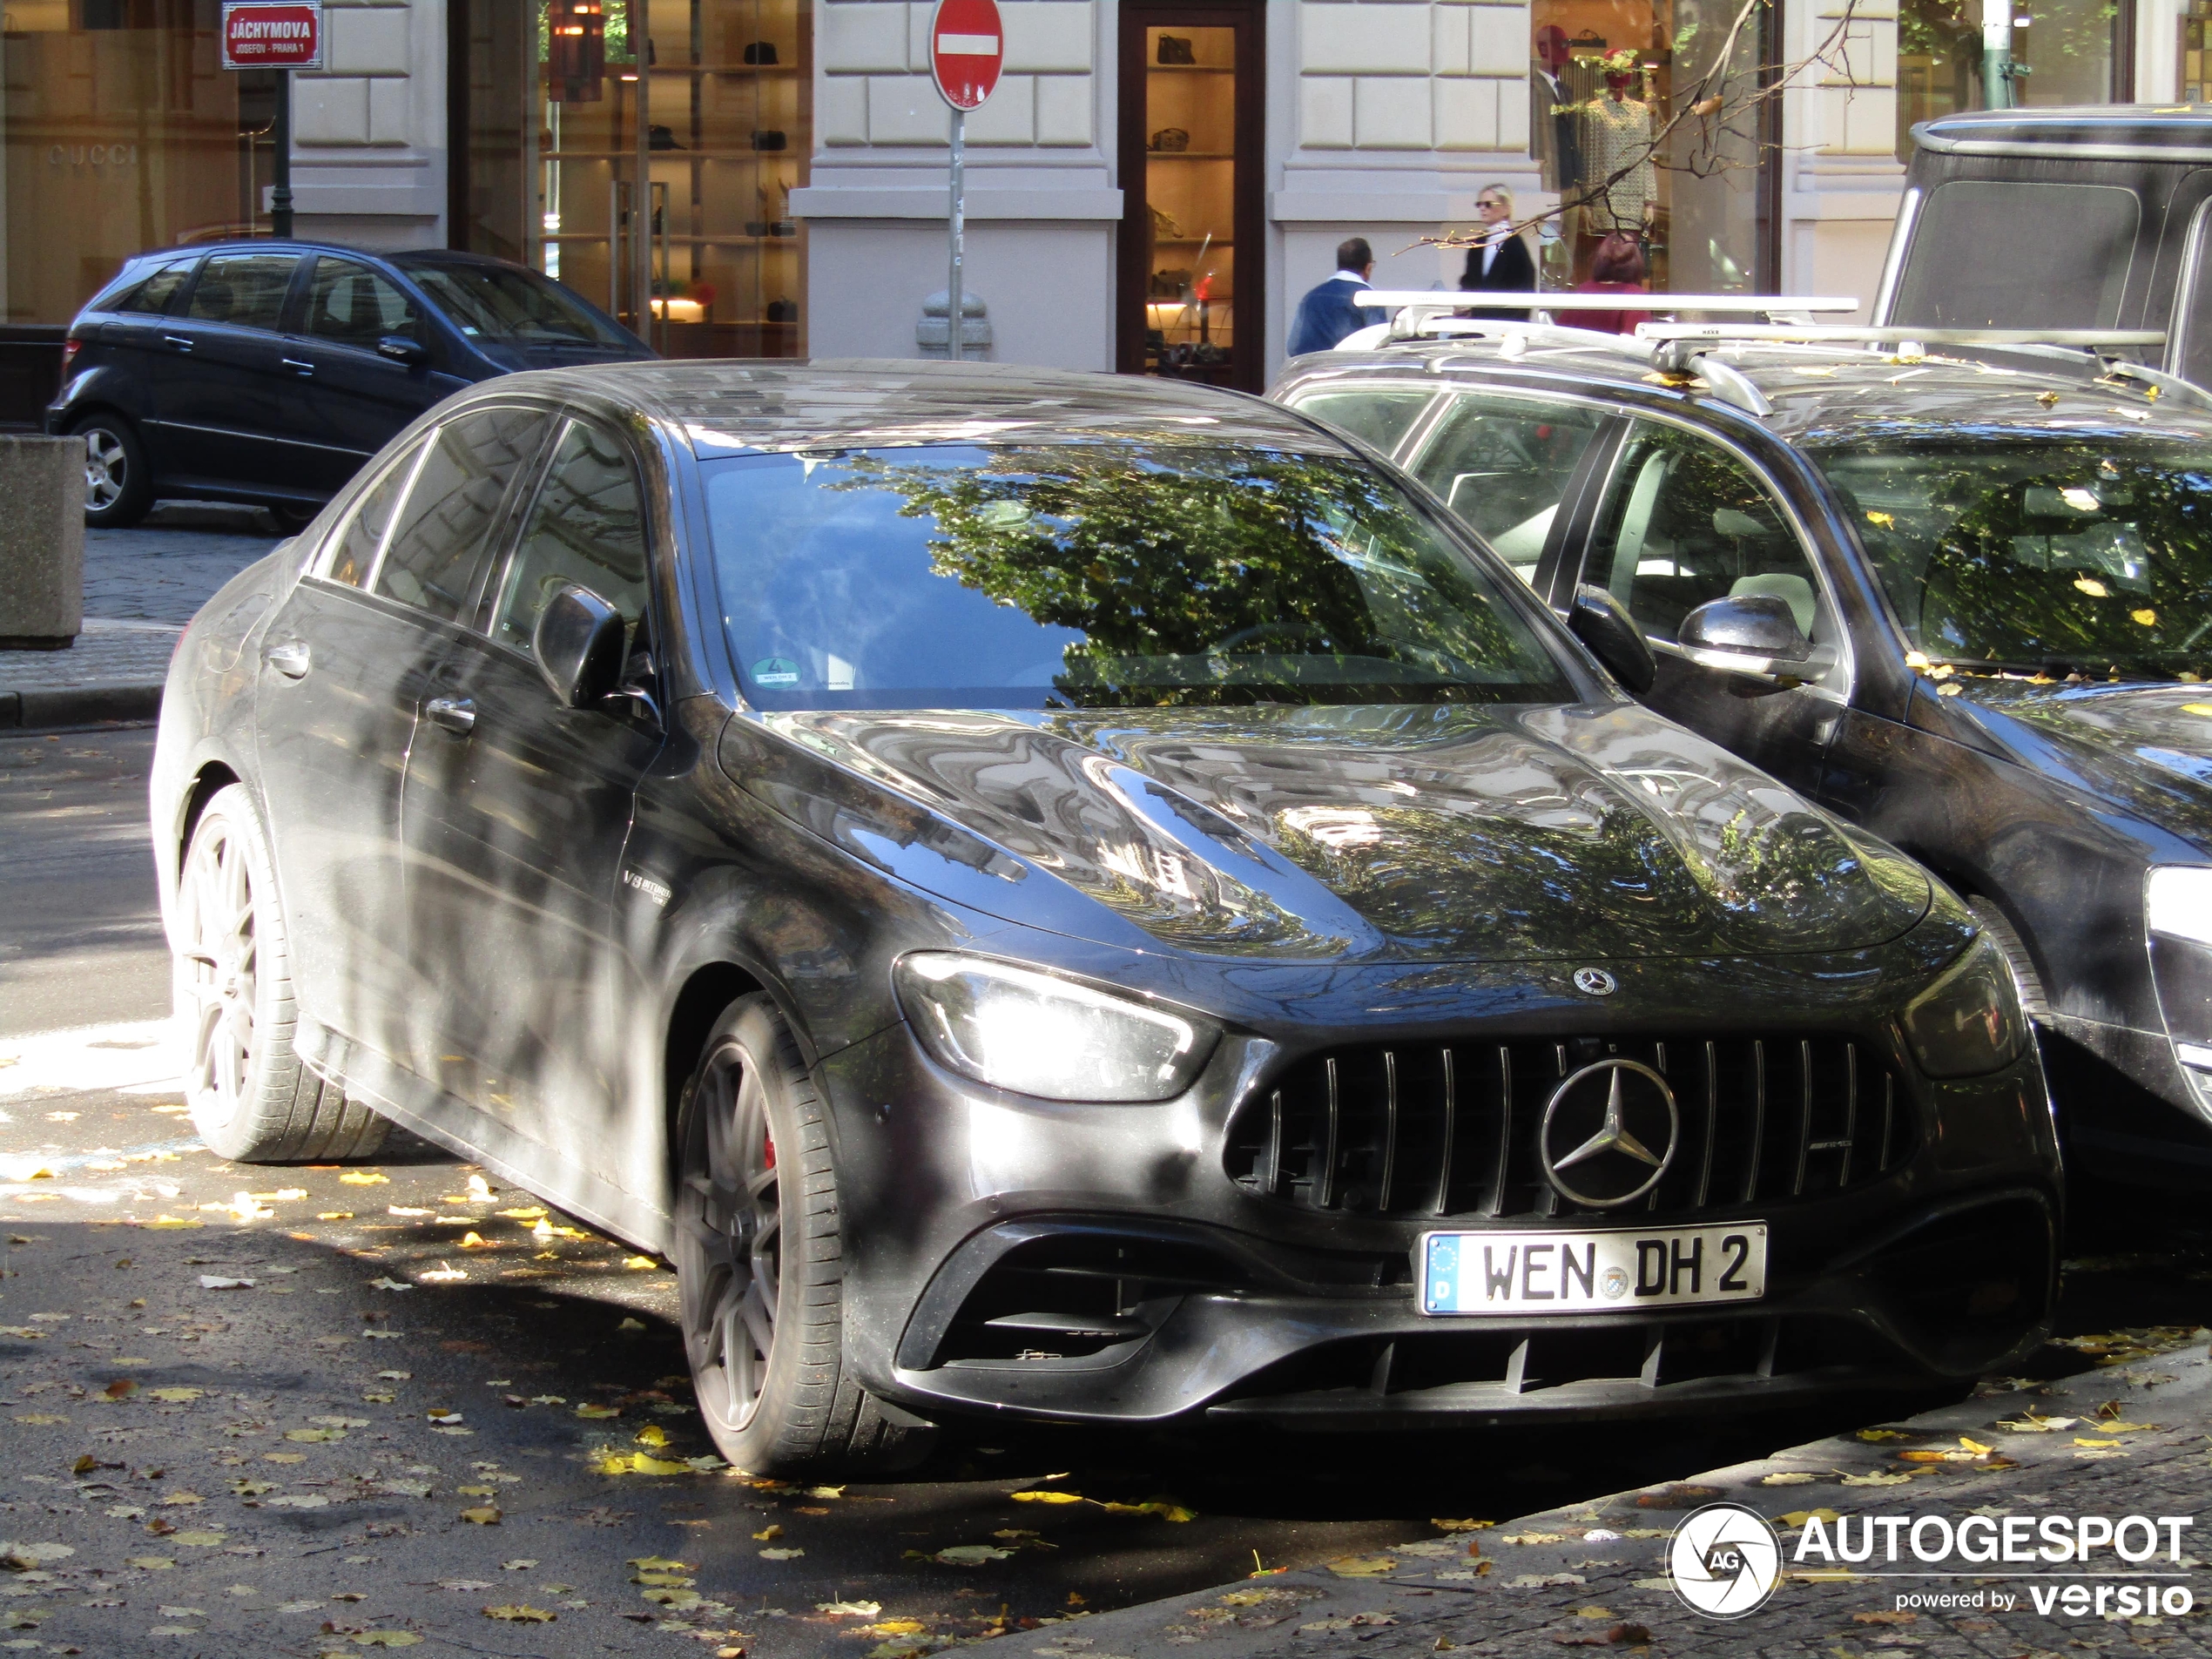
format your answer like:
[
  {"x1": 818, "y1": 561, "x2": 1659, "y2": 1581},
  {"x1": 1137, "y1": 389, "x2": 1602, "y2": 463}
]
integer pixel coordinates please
[
  {"x1": 703, "y1": 440, "x2": 1578, "y2": 711},
  {"x1": 1810, "y1": 433, "x2": 2212, "y2": 680},
  {"x1": 393, "y1": 259, "x2": 631, "y2": 348}
]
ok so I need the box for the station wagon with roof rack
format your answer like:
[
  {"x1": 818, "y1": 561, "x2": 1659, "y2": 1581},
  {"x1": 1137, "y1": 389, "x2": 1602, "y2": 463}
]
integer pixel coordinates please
[
  {"x1": 1274, "y1": 314, "x2": 2212, "y2": 1186},
  {"x1": 152, "y1": 358, "x2": 2055, "y2": 1472}
]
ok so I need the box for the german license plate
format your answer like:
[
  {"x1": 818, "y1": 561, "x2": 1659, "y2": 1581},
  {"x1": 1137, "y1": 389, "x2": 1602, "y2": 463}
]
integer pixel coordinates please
[{"x1": 1418, "y1": 1224, "x2": 1767, "y2": 1316}]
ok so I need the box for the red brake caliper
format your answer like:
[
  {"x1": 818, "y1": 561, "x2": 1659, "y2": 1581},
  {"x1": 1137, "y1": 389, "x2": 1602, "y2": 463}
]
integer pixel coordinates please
[{"x1": 762, "y1": 1133, "x2": 775, "y2": 1171}]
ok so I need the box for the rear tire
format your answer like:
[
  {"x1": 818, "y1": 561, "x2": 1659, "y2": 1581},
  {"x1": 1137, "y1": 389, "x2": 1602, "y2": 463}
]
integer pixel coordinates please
[
  {"x1": 72, "y1": 414, "x2": 153, "y2": 529},
  {"x1": 672, "y1": 995, "x2": 934, "y2": 1476},
  {"x1": 173, "y1": 784, "x2": 388, "y2": 1163}
]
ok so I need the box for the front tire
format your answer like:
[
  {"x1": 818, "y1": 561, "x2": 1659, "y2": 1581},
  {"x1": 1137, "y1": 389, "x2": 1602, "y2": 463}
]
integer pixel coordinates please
[
  {"x1": 672, "y1": 995, "x2": 933, "y2": 1475},
  {"x1": 72, "y1": 414, "x2": 153, "y2": 529},
  {"x1": 173, "y1": 784, "x2": 388, "y2": 1163}
]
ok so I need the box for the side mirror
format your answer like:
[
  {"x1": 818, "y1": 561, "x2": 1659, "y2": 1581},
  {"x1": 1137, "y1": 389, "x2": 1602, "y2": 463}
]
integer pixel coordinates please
[
  {"x1": 532, "y1": 583, "x2": 626, "y2": 710},
  {"x1": 1677, "y1": 594, "x2": 1832, "y2": 685},
  {"x1": 1567, "y1": 584, "x2": 1656, "y2": 695},
  {"x1": 376, "y1": 334, "x2": 428, "y2": 367}
]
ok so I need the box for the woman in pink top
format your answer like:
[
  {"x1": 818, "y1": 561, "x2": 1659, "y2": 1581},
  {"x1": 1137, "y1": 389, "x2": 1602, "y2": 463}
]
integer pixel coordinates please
[{"x1": 1568, "y1": 233, "x2": 1653, "y2": 336}]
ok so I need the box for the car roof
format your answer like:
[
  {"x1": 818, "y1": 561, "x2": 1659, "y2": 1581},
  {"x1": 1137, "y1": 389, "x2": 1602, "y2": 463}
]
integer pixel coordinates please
[
  {"x1": 1914, "y1": 102, "x2": 2212, "y2": 153},
  {"x1": 460, "y1": 359, "x2": 1354, "y2": 456},
  {"x1": 125, "y1": 240, "x2": 531, "y2": 272},
  {"x1": 1286, "y1": 335, "x2": 2212, "y2": 449}
]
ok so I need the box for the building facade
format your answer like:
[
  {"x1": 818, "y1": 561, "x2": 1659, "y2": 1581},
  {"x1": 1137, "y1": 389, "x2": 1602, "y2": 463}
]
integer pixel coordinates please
[{"x1": 0, "y1": 0, "x2": 2179, "y2": 391}]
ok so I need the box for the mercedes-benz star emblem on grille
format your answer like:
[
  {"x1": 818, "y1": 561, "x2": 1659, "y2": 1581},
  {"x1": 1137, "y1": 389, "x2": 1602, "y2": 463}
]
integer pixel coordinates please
[
  {"x1": 1572, "y1": 967, "x2": 1618, "y2": 996},
  {"x1": 1539, "y1": 1059, "x2": 1680, "y2": 1208}
]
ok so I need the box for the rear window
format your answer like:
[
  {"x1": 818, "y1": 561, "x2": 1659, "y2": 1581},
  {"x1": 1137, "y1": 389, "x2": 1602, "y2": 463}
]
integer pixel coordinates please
[
  {"x1": 106, "y1": 257, "x2": 196, "y2": 315},
  {"x1": 1892, "y1": 180, "x2": 2137, "y2": 329}
]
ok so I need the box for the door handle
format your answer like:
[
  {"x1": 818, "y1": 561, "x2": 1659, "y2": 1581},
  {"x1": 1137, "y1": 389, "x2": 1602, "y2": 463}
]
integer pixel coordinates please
[
  {"x1": 263, "y1": 640, "x2": 311, "y2": 679},
  {"x1": 425, "y1": 695, "x2": 476, "y2": 735},
  {"x1": 161, "y1": 334, "x2": 192, "y2": 353},
  {"x1": 281, "y1": 357, "x2": 314, "y2": 377}
]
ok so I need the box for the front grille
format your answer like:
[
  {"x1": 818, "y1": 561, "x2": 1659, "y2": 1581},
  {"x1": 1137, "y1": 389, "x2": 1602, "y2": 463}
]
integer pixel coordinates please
[{"x1": 1224, "y1": 1035, "x2": 1912, "y2": 1221}]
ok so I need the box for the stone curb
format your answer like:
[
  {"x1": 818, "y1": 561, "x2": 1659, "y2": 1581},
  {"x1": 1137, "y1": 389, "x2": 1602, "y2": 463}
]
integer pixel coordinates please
[
  {"x1": 0, "y1": 681, "x2": 162, "y2": 732},
  {"x1": 1042, "y1": 1341, "x2": 2212, "y2": 1659}
]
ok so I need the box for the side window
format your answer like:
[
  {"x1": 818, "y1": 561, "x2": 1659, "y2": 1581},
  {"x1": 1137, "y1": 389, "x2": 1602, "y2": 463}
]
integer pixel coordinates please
[
  {"x1": 303, "y1": 259, "x2": 421, "y2": 348},
  {"x1": 1586, "y1": 420, "x2": 1828, "y2": 647},
  {"x1": 489, "y1": 420, "x2": 651, "y2": 658},
  {"x1": 1402, "y1": 393, "x2": 1609, "y2": 583},
  {"x1": 1287, "y1": 389, "x2": 1434, "y2": 456},
  {"x1": 113, "y1": 258, "x2": 196, "y2": 315},
  {"x1": 323, "y1": 439, "x2": 427, "y2": 587},
  {"x1": 374, "y1": 408, "x2": 552, "y2": 622},
  {"x1": 183, "y1": 253, "x2": 302, "y2": 332}
]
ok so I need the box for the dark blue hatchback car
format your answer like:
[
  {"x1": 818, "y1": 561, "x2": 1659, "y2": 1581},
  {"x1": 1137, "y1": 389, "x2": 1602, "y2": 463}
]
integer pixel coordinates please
[{"x1": 49, "y1": 240, "x2": 654, "y2": 529}]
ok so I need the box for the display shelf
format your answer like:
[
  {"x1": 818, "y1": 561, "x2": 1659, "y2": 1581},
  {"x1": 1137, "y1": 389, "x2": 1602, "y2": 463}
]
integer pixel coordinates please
[
  {"x1": 1144, "y1": 150, "x2": 1233, "y2": 159},
  {"x1": 543, "y1": 149, "x2": 799, "y2": 161},
  {"x1": 646, "y1": 62, "x2": 803, "y2": 75},
  {"x1": 543, "y1": 231, "x2": 799, "y2": 246},
  {"x1": 1147, "y1": 63, "x2": 1233, "y2": 73}
]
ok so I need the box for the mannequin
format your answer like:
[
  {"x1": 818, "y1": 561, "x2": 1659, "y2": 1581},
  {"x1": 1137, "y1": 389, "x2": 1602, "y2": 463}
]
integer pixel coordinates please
[
  {"x1": 1528, "y1": 25, "x2": 1582, "y2": 194},
  {"x1": 1580, "y1": 64, "x2": 1656, "y2": 236}
]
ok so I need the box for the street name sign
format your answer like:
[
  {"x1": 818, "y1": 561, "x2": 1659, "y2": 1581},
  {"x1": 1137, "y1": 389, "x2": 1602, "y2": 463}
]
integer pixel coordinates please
[{"x1": 220, "y1": 2, "x2": 323, "y2": 71}]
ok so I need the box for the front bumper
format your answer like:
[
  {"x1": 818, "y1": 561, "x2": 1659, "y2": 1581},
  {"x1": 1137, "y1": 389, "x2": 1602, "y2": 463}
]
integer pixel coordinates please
[{"x1": 816, "y1": 995, "x2": 2060, "y2": 1430}]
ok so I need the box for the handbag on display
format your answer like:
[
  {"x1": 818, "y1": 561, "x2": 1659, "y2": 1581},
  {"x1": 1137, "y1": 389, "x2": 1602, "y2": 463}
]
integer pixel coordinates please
[
  {"x1": 752, "y1": 129, "x2": 786, "y2": 151},
  {"x1": 1157, "y1": 34, "x2": 1194, "y2": 64},
  {"x1": 741, "y1": 40, "x2": 777, "y2": 64},
  {"x1": 1150, "y1": 127, "x2": 1189, "y2": 152}
]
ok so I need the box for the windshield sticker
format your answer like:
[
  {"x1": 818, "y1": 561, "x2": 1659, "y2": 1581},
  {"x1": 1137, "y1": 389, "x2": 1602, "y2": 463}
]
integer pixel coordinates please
[{"x1": 752, "y1": 658, "x2": 800, "y2": 688}]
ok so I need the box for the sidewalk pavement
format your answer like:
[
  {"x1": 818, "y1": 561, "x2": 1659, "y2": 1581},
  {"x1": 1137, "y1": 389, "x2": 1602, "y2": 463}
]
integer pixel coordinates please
[
  {"x1": 0, "y1": 502, "x2": 280, "y2": 730},
  {"x1": 1049, "y1": 1326, "x2": 2212, "y2": 1659}
]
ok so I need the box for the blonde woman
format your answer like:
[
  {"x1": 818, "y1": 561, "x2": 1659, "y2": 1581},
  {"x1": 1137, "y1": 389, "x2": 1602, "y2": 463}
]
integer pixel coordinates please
[{"x1": 1460, "y1": 182, "x2": 1534, "y2": 317}]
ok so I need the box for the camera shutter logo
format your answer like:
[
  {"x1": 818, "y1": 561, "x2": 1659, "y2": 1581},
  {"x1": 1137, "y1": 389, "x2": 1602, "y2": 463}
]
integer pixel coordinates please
[{"x1": 1669, "y1": 1503, "x2": 1782, "y2": 1619}]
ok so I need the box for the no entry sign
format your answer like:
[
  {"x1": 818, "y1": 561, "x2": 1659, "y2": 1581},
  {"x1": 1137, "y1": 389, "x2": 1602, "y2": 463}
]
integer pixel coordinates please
[
  {"x1": 221, "y1": 2, "x2": 323, "y2": 70},
  {"x1": 930, "y1": 0, "x2": 1002, "y2": 111}
]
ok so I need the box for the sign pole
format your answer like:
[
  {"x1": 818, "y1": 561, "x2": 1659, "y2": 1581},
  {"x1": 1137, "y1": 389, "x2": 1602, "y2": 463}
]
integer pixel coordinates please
[
  {"x1": 927, "y1": 0, "x2": 999, "y2": 362},
  {"x1": 947, "y1": 108, "x2": 965, "y2": 362},
  {"x1": 273, "y1": 68, "x2": 293, "y2": 238}
]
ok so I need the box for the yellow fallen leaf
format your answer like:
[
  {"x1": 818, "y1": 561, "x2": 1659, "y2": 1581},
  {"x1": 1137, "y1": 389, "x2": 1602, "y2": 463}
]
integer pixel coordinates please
[
  {"x1": 632, "y1": 1571, "x2": 695, "y2": 1588},
  {"x1": 1328, "y1": 1556, "x2": 1399, "y2": 1577},
  {"x1": 1958, "y1": 1437, "x2": 1993, "y2": 1455},
  {"x1": 483, "y1": 1606, "x2": 555, "y2": 1622},
  {"x1": 137, "y1": 1216, "x2": 203, "y2": 1230},
  {"x1": 754, "y1": 1525, "x2": 783, "y2": 1541},
  {"x1": 172, "y1": 1532, "x2": 226, "y2": 1547},
  {"x1": 636, "y1": 1425, "x2": 671, "y2": 1448},
  {"x1": 623, "y1": 1256, "x2": 658, "y2": 1270},
  {"x1": 2134, "y1": 609, "x2": 2159, "y2": 627},
  {"x1": 317, "y1": 1211, "x2": 354, "y2": 1221},
  {"x1": 127, "y1": 1556, "x2": 175, "y2": 1570},
  {"x1": 1856, "y1": 1428, "x2": 1911, "y2": 1442},
  {"x1": 147, "y1": 1388, "x2": 203, "y2": 1402},
  {"x1": 339, "y1": 1172, "x2": 390, "y2": 1186},
  {"x1": 627, "y1": 1557, "x2": 697, "y2": 1572},
  {"x1": 1840, "y1": 1471, "x2": 1914, "y2": 1487},
  {"x1": 592, "y1": 1452, "x2": 687, "y2": 1476},
  {"x1": 1103, "y1": 1500, "x2": 1196, "y2": 1521},
  {"x1": 759, "y1": 1547, "x2": 805, "y2": 1561},
  {"x1": 2074, "y1": 1437, "x2": 2121, "y2": 1448},
  {"x1": 458, "y1": 1232, "x2": 493, "y2": 1250},
  {"x1": 1012, "y1": 1490, "x2": 1082, "y2": 1505},
  {"x1": 460, "y1": 1506, "x2": 502, "y2": 1525},
  {"x1": 349, "y1": 1635, "x2": 422, "y2": 1649},
  {"x1": 576, "y1": 1404, "x2": 621, "y2": 1420},
  {"x1": 497, "y1": 1207, "x2": 548, "y2": 1221},
  {"x1": 286, "y1": 1427, "x2": 345, "y2": 1442},
  {"x1": 1761, "y1": 1473, "x2": 1817, "y2": 1486},
  {"x1": 1777, "y1": 1509, "x2": 1840, "y2": 1528}
]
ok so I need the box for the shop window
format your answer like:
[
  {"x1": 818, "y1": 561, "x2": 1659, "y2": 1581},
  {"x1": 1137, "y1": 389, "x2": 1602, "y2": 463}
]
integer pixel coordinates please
[
  {"x1": 1898, "y1": 0, "x2": 2131, "y2": 158},
  {"x1": 1527, "y1": 0, "x2": 1777, "y2": 296},
  {"x1": 451, "y1": 0, "x2": 810, "y2": 359},
  {"x1": 1116, "y1": 4, "x2": 1264, "y2": 392},
  {"x1": 3, "y1": 0, "x2": 265, "y2": 329}
]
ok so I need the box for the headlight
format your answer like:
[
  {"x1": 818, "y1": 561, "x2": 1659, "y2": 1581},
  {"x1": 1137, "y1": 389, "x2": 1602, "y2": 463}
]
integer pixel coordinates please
[
  {"x1": 894, "y1": 953, "x2": 1219, "y2": 1103},
  {"x1": 1901, "y1": 933, "x2": 2027, "y2": 1078},
  {"x1": 2147, "y1": 866, "x2": 2212, "y2": 945}
]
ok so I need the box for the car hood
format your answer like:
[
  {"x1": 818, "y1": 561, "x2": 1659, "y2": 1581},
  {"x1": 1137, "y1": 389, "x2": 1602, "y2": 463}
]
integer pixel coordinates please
[
  {"x1": 719, "y1": 702, "x2": 1932, "y2": 963},
  {"x1": 1941, "y1": 678, "x2": 2212, "y2": 849}
]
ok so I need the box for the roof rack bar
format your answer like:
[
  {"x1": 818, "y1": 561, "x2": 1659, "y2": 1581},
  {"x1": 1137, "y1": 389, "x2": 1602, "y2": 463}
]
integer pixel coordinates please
[
  {"x1": 1354, "y1": 290, "x2": 1862, "y2": 314},
  {"x1": 1636, "y1": 323, "x2": 2168, "y2": 347}
]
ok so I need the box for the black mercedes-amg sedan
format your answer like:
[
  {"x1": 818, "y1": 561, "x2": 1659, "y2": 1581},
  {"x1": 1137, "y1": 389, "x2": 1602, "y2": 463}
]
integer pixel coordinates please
[{"x1": 151, "y1": 361, "x2": 2058, "y2": 1474}]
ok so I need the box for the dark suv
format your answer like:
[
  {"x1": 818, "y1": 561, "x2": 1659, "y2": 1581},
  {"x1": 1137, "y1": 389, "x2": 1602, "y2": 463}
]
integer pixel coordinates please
[{"x1": 49, "y1": 240, "x2": 652, "y2": 529}]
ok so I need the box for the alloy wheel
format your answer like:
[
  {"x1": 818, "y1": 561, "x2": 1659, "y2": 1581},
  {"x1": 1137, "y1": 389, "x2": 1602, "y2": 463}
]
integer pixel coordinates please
[
  {"x1": 678, "y1": 1046, "x2": 781, "y2": 1435},
  {"x1": 176, "y1": 815, "x2": 258, "y2": 1126},
  {"x1": 83, "y1": 428, "x2": 126, "y2": 513}
]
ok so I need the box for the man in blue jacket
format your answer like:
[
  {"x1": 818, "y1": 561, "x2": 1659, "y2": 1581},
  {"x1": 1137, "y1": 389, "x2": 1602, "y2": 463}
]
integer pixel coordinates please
[{"x1": 1286, "y1": 238, "x2": 1374, "y2": 356}]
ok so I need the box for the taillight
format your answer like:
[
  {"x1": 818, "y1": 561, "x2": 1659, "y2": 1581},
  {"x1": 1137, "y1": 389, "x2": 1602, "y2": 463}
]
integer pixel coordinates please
[{"x1": 62, "y1": 337, "x2": 81, "y2": 373}]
